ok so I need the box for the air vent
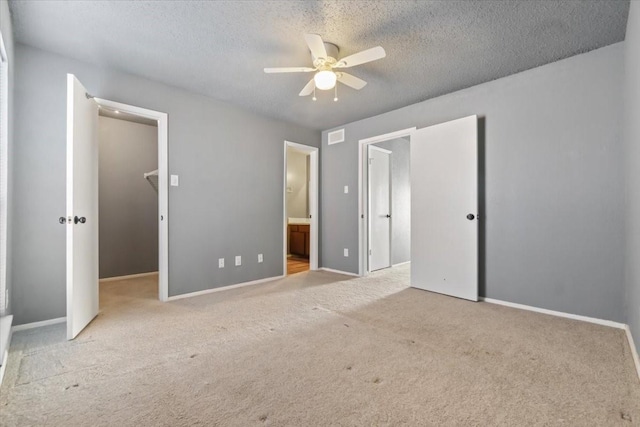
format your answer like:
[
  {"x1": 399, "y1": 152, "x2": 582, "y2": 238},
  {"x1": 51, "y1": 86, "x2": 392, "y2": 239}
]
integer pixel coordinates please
[{"x1": 328, "y1": 129, "x2": 345, "y2": 145}]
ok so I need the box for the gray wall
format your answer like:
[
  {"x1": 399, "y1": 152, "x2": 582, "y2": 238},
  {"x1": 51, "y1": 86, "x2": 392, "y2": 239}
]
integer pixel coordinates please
[
  {"x1": 12, "y1": 44, "x2": 319, "y2": 325},
  {"x1": 321, "y1": 43, "x2": 626, "y2": 323},
  {"x1": 286, "y1": 148, "x2": 308, "y2": 219},
  {"x1": 372, "y1": 138, "x2": 410, "y2": 265},
  {"x1": 0, "y1": 0, "x2": 14, "y2": 317},
  {"x1": 98, "y1": 116, "x2": 158, "y2": 279},
  {"x1": 624, "y1": 1, "x2": 640, "y2": 354}
]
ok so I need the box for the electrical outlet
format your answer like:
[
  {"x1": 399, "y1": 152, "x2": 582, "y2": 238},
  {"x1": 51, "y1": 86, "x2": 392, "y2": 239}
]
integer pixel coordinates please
[
  {"x1": 235, "y1": 256, "x2": 241, "y2": 266},
  {"x1": 218, "y1": 258, "x2": 224, "y2": 268},
  {"x1": 344, "y1": 248, "x2": 349, "y2": 257},
  {"x1": 258, "y1": 254, "x2": 263, "y2": 263}
]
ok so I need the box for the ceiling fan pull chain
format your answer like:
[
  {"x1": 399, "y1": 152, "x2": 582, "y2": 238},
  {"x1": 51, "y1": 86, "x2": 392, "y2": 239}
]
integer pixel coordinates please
[
  {"x1": 312, "y1": 86, "x2": 317, "y2": 101},
  {"x1": 334, "y1": 84, "x2": 338, "y2": 102}
]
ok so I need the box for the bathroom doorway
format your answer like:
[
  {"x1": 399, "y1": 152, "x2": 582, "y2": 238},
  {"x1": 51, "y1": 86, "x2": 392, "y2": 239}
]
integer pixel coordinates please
[{"x1": 283, "y1": 141, "x2": 318, "y2": 275}]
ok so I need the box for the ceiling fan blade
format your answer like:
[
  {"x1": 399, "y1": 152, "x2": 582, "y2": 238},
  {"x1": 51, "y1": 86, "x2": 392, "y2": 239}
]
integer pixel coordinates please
[
  {"x1": 335, "y1": 46, "x2": 386, "y2": 68},
  {"x1": 299, "y1": 79, "x2": 315, "y2": 96},
  {"x1": 264, "y1": 67, "x2": 315, "y2": 73},
  {"x1": 304, "y1": 33, "x2": 327, "y2": 60},
  {"x1": 337, "y1": 72, "x2": 367, "y2": 90}
]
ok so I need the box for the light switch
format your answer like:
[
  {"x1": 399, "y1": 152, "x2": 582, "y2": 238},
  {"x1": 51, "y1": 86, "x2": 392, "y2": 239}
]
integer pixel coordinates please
[
  {"x1": 344, "y1": 185, "x2": 349, "y2": 194},
  {"x1": 235, "y1": 255, "x2": 241, "y2": 266},
  {"x1": 258, "y1": 254, "x2": 263, "y2": 263},
  {"x1": 218, "y1": 258, "x2": 224, "y2": 268},
  {"x1": 171, "y1": 175, "x2": 179, "y2": 186},
  {"x1": 344, "y1": 248, "x2": 349, "y2": 257}
]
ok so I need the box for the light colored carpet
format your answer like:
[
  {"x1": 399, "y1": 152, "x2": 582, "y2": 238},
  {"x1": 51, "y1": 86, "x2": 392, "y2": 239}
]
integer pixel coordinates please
[{"x1": 1, "y1": 266, "x2": 639, "y2": 426}]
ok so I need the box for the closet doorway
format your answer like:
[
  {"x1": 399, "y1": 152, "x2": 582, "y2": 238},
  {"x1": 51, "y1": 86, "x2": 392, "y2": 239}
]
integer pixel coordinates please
[
  {"x1": 283, "y1": 141, "x2": 318, "y2": 275},
  {"x1": 94, "y1": 98, "x2": 168, "y2": 305},
  {"x1": 360, "y1": 131, "x2": 413, "y2": 275},
  {"x1": 357, "y1": 117, "x2": 479, "y2": 301},
  {"x1": 98, "y1": 108, "x2": 159, "y2": 298}
]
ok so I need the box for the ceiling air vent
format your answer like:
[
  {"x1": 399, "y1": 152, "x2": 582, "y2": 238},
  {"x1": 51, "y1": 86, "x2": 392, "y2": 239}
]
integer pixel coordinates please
[{"x1": 328, "y1": 129, "x2": 345, "y2": 145}]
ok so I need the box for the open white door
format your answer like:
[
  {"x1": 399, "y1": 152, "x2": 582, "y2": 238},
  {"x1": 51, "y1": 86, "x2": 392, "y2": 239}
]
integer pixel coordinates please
[
  {"x1": 368, "y1": 146, "x2": 392, "y2": 271},
  {"x1": 308, "y1": 150, "x2": 319, "y2": 270},
  {"x1": 411, "y1": 115, "x2": 478, "y2": 301},
  {"x1": 66, "y1": 74, "x2": 99, "y2": 339}
]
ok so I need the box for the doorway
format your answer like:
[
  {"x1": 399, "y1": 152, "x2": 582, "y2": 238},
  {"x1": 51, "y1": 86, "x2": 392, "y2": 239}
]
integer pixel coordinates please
[
  {"x1": 283, "y1": 141, "x2": 318, "y2": 275},
  {"x1": 93, "y1": 98, "x2": 168, "y2": 302},
  {"x1": 97, "y1": 108, "x2": 159, "y2": 298},
  {"x1": 359, "y1": 128, "x2": 415, "y2": 276},
  {"x1": 358, "y1": 117, "x2": 479, "y2": 302}
]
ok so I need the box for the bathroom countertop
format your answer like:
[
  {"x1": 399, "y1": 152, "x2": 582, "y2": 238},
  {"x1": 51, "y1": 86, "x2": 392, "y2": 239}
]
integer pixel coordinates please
[{"x1": 288, "y1": 217, "x2": 311, "y2": 225}]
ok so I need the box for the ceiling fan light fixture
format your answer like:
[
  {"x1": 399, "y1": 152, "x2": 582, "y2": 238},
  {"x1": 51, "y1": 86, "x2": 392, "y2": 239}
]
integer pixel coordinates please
[
  {"x1": 314, "y1": 70, "x2": 337, "y2": 90},
  {"x1": 265, "y1": 34, "x2": 385, "y2": 98}
]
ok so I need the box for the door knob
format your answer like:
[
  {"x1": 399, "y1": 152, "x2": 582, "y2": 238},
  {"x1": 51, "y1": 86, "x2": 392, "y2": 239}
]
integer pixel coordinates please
[
  {"x1": 59, "y1": 217, "x2": 67, "y2": 224},
  {"x1": 466, "y1": 214, "x2": 475, "y2": 220},
  {"x1": 74, "y1": 216, "x2": 86, "y2": 224},
  {"x1": 386, "y1": 214, "x2": 391, "y2": 218}
]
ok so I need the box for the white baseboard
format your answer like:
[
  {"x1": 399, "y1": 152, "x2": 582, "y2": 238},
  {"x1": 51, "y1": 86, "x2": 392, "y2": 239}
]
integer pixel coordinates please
[
  {"x1": 624, "y1": 325, "x2": 640, "y2": 382},
  {"x1": 319, "y1": 267, "x2": 360, "y2": 277},
  {"x1": 480, "y1": 297, "x2": 639, "y2": 381},
  {"x1": 480, "y1": 297, "x2": 626, "y2": 329},
  {"x1": 167, "y1": 275, "x2": 285, "y2": 301},
  {"x1": 11, "y1": 316, "x2": 66, "y2": 332},
  {"x1": 100, "y1": 271, "x2": 159, "y2": 282},
  {"x1": 392, "y1": 261, "x2": 411, "y2": 267}
]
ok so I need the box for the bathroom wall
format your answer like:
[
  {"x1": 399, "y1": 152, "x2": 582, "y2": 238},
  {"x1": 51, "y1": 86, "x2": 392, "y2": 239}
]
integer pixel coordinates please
[{"x1": 286, "y1": 147, "x2": 309, "y2": 219}]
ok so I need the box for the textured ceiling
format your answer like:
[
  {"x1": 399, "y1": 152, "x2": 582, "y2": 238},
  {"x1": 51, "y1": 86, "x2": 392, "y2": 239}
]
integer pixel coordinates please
[{"x1": 9, "y1": 1, "x2": 630, "y2": 130}]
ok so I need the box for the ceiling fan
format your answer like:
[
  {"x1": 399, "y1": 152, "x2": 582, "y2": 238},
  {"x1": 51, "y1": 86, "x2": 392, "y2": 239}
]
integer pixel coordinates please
[{"x1": 264, "y1": 34, "x2": 386, "y2": 100}]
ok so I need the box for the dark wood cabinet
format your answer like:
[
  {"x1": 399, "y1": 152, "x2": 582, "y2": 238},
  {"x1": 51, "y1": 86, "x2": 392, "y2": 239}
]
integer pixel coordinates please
[{"x1": 288, "y1": 224, "x2": 310, "y2": 257}]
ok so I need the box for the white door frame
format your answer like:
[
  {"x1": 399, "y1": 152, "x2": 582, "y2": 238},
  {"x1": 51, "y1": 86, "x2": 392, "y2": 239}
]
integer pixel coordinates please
[
  {"x1": 94, "y1": 97, "x2": 169, "y2": 302},
  {"x1": 358, "y1": 127, "x2": 415, "y2": 276},
  {"x1": 0, "y1": 32, "x2": 9, "y2": 315},
  {"x1": 283, "y1": 141, "x2": 319, "y2": 273}
]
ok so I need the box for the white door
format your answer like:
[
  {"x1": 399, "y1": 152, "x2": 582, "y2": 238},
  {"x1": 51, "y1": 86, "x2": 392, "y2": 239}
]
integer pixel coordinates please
[
  {"x1": 66, "y1": 74, "x2": 99, "y2": 339},
  {"x1": 368, "y1": 146, "x2": 392, "y2": 271},
  {"x1": 410, "y1": 115, "x2": 478, "y2": 301},
  {"x1": 308, "y1": 150, "x2": 318, "y2": 270}
]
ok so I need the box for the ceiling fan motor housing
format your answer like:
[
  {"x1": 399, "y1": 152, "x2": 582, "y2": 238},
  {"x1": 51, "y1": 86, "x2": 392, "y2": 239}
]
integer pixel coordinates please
[{"x1": 312, "y1": 42, "x2": 340, "y2": 67}]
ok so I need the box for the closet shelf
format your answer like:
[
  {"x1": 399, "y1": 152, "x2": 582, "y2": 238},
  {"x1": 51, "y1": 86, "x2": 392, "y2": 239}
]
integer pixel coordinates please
[{"x1": 143, "y1": 169, "x2": 158, "y2": 179}]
